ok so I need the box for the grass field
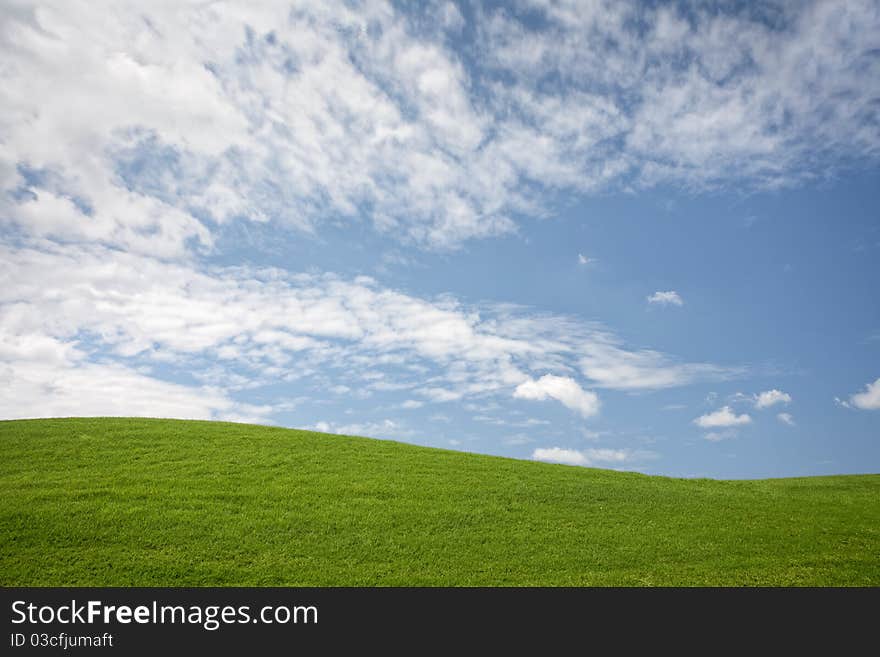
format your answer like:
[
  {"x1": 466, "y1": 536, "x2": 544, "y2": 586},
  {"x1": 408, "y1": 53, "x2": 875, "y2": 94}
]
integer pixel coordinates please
[{"x1": 1, "y1": 417, "x2": 878, "y2": 586}]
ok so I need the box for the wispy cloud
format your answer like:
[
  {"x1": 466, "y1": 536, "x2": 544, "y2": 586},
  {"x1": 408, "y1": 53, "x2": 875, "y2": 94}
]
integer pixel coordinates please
[
  {"x1": 703, "y1": 429, "x2": 738, "y2": 442},
  {"x1": 0, "y1": 345, "x2": 272, "y2": 424},
  {"x1": 777, "y1": 412, "x2": 795, "y2": 426},
  {"x1": 0, "y1": 244, "x2": 739, "y2": 423},
  {"x1": 1, "y1": 1, "x2": 873, "y2": 476},
  {"x1": 3, "y1": 1, "x2": 878, "y2": 254},
  {"x1": 694, "y1": 406, "x2": 752, "y2": 428},
  {"x1": 309, "y1": 419, "x2": 410, "y2": 439},
  {"x1": 647, "y1": 291, "x2": 684, "y2": 307},
  {"x1": 578, "y1": 340, "x2": 738, "y2": 390},
  {"x1": 482, "y1": 0, "x2": 880, "y2": 191},
  {"x1": 532, "y1": 446, "x2": 656, "y2": 468}
]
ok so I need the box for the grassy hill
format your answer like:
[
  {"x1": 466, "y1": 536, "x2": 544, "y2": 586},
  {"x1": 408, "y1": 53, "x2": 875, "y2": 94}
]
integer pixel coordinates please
[{"x1": 1, "y1": 417, "x2": 878, "y2": 586}]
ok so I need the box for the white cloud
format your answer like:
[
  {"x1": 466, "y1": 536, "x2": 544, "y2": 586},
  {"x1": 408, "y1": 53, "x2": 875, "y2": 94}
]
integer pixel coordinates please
[
  {"x1": 755, "y1": 389, "x2": 792, "y2": 409},
  {"x1": 473, "y1": 415, "x2": 550, "y2": 428},
  {"x1": 307, "y1": 419, "x2": 407, "y2": 439},
  {"x1": 514, "y1": 374, "x2": 600, "y2": 418},
  {"x1": 532, "y1": 446, "x2": 656, "y2": 467},
  {"x1": 400, "y1": 399, "x2": 424, "y2": 409},
  {"x1": 421, "y1": 388, "x2": 464, "y2": 403},
  {"x1": 0, "y1": 244, "x2": 739, "y2": 423},
  {"x1": 647, "y1": 290, "x2": 684, "y2": 307},
  {"x1": 3, "y1": 1, "x2": 878, "y2": 256},
  {"x1": 728, "y1": 392, "x2": 752, "y2": 405},
  {"x1": 578, "y1": 340, "x2": 738, "y2": 390},
  {"x1": 532, "y1": 447, "x2": 589, "y2": 466},
  {"x1": 0, "y1": 1, "x2": 509, "y2": 252},
  {"x1": 0, "y1": 346, "x2": 270, "y2": 423},
  {"x1": 3, "y1": 1, "x2": 876, "y2": 470},
  {"x1": 848, "y1": 378, "x2": 880, "y2": 411},
  {"x1": 777, "y1": 412, "x2": 795, "y2": 426},
  {"x1": 703, "y1": 429, "x2": 737, "y2": 442},
  {"x1": 486, "y1": 0, "x2": 880, "y2": 190},
  {"x1": 504, "y1": 434, "x2": 534, "y2": 446},
  {"x1": 579, "y1": 428, "x2": 603, "y2": 440},
  {"x1": 693, "y1": 406, "x2": 752, "y2": 428}
]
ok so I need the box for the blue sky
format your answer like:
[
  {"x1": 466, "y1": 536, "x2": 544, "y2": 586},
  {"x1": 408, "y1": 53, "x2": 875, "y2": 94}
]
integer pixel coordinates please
[{"x1": 1, "y1": 0, "x2": 878, "y2": 478}]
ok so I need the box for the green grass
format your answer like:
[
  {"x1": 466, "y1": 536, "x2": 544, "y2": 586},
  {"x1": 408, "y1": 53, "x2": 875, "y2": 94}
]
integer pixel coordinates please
[{"x1": 1, "y1": 417, "x2": 878, "y2": 586}]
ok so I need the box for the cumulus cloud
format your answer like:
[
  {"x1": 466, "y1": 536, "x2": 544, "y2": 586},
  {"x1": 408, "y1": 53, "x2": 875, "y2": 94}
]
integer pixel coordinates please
[
  {"x1": 514, "y1": 374, "x2": 600, "y2": 418},
  {"x1": 647, "y1": 291, "x2": 684, "y2": 307},
  {"x1": 755, "y1": 389, "x2": 792, "y2": 409},
  {"x1": 532, "y1": 446, "x2": 656, "y2": 467},
  {"x1": 848, "y1": 378, "x2": 880, "y2": 411},
  {"x1": 693, "y1": 406, "x2": 752, "y2": 428},
  {"x1": 777, "y1": 412, "x2": 795, "y2": 426}
]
